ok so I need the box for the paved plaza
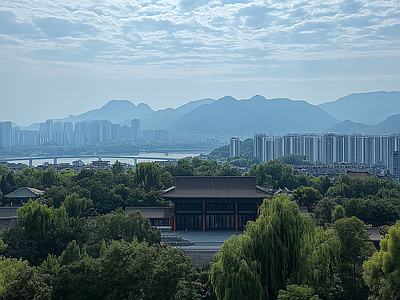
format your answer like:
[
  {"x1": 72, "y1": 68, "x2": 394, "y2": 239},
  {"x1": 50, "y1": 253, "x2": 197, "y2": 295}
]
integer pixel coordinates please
[{"x1": 162, "y1": 230, "x2": 244, "y2": 266}]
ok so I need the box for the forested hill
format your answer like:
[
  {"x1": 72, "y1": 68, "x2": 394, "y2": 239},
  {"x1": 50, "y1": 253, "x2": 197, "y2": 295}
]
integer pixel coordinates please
[{"x1": 168, "y1": 95, "x2": 338, "y2": 135}]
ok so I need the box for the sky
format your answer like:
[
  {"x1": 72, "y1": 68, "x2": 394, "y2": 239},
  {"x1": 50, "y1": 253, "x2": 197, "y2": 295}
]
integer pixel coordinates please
[{"x1": 1, "y1": 0, "x2": 400, "y2": 126}]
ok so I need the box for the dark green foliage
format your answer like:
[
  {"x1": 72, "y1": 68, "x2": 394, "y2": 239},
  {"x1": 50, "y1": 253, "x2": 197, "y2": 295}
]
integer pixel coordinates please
[
  {"x1": 344, "y1": 197, "x2": 399, "y2": 227},
  {"x1": 277, "y1": 285, "x2": 321, "y2": 300},
  {"x1": 279, "y1": 154, "x2": 311, "y2": 165},
  {"x1": 215, "y1": 162, "x2": 240, "y2": 176},
  {"x1": 229, "y1": 157, "x2": 259, "y2": 168},
  {"x1": 333, "y1": 217, "x2": 376, "y2": 299},
  {"x1": 58, "y1": 240, "x2": 83, "y2": 266},
  {"x1": 327, "y1": 174, "x2": 400, "y2": 199},
  {"x1": 42, "y1": 185, "x2": 69, "y2": 208},
  {"x1": 363, "y1": 221, "x2": 400, "y2": 300},
  {"x1": 295, "y1": 228, "x2": 342, "y2": 300},
  {"x1": 331, "y1": 205, "x2": 346, "y2": 223},
  {"x1": 42, "y1": 169, "x2": 58, "y2": 189},
  {"x1": 134, "y1": 162, "x2": 161, "y2": 190},
  {"x1": 164, "y1": 158, "x2": 195, "y2": 176},
  {"x1": 17, "y1": 200, "x2": 53, "y2": 238},
  {"x1": 212, "y1": 195, "x2": 315, "y2": 300},
  {"x1": 110, "y1": 160, "x2": 125, "y2": 175},
  {"x1": 0, "y1": 237, "x2": 6, "y2": 253},
  {"x1": 0, "y1": 257, "x2": 51, "y2": 300},
  {"x1": 309, "y1": 176, "x2": 332, "y2": 196},
  {"x1": 160, "y1": 171, "x2": 174, "y2": 188},
  {"x1": 51, "y1": 254, "x2": 102, "y2": 300},
  {"x1": 62, "y1": 193, "x2": 92, "y2": 218},
  {"x1": 240, "y1": 138, "x2": 254, "y2": 158},
  {"x1": 2, "y1": 204, "x2": 90, "y2": 265},
  {"x1": 334, "y1": 217, "x2": 374, "y2": 263},
  {"x1": 39, "y1": 239, "x2": 200, "y2": 300},
  {"x1": 194, "y1": 160, "x2": 218, "y2": 176},
  {"x1": 86, "y1": 209, "x2": 161, "y2": 257},
  {"x1": 248, "y1": 159, "x2": 299, "y2": 189},
  {"x1": 212, "y1": 195, "x2": 344, "y2": 300},
  {"x1": 291, "y1": 186, "x2": 323, "y2": 209},
  {"x1": 0, "y1": 176, "x2": 10, "y2": 196},
  {"x1": 313, "y1": 197, "x2": 342, "y2": 227},
  {"x1": 207, "y1": 145, "x2": 230, "y2": 160}
]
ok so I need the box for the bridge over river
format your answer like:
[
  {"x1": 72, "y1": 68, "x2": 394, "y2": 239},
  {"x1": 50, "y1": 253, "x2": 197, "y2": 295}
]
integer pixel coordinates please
[{"x1": 1, "y1": 155, "x2": 180, "y2": 167}]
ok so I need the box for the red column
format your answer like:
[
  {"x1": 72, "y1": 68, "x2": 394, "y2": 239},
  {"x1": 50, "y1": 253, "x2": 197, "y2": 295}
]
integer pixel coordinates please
[
  {"x1": 173, "y1": 203, "x2": 176, "y2": 232},
  {"x1": 202, "y1": 201, "x2": 206, "y2": 232},
  {"x1": 235, "y1": 202, "x2": 238, "y2": 232}
]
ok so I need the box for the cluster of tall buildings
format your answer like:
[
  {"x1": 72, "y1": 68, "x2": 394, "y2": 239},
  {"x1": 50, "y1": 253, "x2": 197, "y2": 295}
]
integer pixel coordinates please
[
  {"x1": 229, "y1": 137, "x2": 241, "y2": 157},
  {"x1": 0, "y1": 119, "x2": 215, "y2": 149},
  {"x1": 253, "y1": 133, "x2": 400, "y2": 168}
]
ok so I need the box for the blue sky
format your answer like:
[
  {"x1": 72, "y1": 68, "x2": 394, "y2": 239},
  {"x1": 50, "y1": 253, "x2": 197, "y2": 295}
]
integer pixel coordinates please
[{"x1": 1, "y1": 0, "x2": 399, "y2": 126}]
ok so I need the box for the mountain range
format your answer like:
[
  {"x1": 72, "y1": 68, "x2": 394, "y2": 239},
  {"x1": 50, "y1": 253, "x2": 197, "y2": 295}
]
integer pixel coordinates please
[
  {"x1": 14, "y1": 91, "x2": 400, "y2": 136},
  {"x1": 318, "y1": 91, "x2": 400, "y2": 125}
]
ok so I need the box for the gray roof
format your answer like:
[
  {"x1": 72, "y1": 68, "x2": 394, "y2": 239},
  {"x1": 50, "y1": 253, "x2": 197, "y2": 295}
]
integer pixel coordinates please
[
  {"x1": 0, "y1": 217, "x2": 17, "y2": 231},
  {"x1": 4, "y1": 187, "x2": 44, "y2": 198},
  {"x1": 0, "y1": 207, "x2": 19, "y2": 218},
  {"x1": 274, "y1": 187, "x2": 293, "y2": 195},
  {"x1": 125, "y1": 207, "x2": 173, "y2": 219},
  {"x1": 365, "y1": 227, "x2": 382, "y2": 242},
  {"x1": 161, "y1": 176, "x2": 272, "y2": 199},
  {"x1": 299, "y1": 206, "x2": 309, "y2": 214}
]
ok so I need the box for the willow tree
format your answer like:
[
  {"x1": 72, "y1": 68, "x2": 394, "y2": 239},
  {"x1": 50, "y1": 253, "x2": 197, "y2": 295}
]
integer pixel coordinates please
[
  {"x1": 62, "y1": 193, "x2": 92, "y2": 218},
  {"x1": 212, "y1": 194, "x2": 343, "y2": 300},
  {"x1": 211, "y1": 195, "x2": 311, "y2": 300},
  {"x1": 134, "y1": 162, "x2": 161, "y2": 190},
  {"x1": 363, "y1": 221, "x2": 400, "y2": 300},
  {"x1": 295, "y1": 228, "x2": 342, "y2": 299},
  {"x1": 211, "y1": 234, "x2": 264, "y2": 300},
  {"x1": 17, "y1": 200, "x2": 52, "y2": 238}
]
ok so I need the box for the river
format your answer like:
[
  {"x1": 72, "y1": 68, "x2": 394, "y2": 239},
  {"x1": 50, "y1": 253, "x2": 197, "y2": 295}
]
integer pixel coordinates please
[{"x1": 3, "y1": 150, "x2": 209, "y2": 167}]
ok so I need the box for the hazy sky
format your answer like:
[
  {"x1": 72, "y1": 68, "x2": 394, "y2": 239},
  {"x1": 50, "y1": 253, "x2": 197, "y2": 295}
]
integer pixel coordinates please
[{"x1": 1, "y1": 0, "x2": 400, "y2": 126}]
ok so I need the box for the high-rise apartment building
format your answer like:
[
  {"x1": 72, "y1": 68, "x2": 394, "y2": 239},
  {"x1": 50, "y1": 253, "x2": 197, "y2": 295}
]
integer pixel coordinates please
[
  {"x1": 0, "y1": 122, "x2": 12, "y2": 149},
  {"x1": 131, "y1": 119, "x2": 140, "y2": 141},
  {"x1": 390, "y1": 151, "x2": 400, "y2": 178},
  {"x1": 230, "y1": 137, "x2": 240, "y2": 157},
  {"x1": 254, "y1": 133, "x2": 267, "y2": 162},
  {"x1": 253, "y1": 132, "x2": 400, "y2": 168}
]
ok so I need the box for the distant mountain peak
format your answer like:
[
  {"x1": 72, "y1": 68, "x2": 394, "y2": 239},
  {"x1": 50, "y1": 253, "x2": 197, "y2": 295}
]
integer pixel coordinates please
[
  {"x1": 319, "y1": 91, "x2": 400, "y2": 125},
  {"x1": 53, "y1": 99, "x2": 154, "y2": 124},
  {"x1": 217, "y1": 95, "x2": 238, "y2": 104}
]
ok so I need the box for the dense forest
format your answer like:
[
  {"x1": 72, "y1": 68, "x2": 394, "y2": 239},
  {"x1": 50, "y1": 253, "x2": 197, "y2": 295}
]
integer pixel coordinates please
[{"x1": 0, "y1": 155, "x2": 400, "y2": 299}]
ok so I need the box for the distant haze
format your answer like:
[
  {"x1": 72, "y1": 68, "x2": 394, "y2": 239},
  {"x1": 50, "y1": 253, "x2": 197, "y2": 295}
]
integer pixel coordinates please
[
  {"x1": 9, "y1": 92, "x2": 400, "y2": 136},
  {"x1": 1, "y1": 0, "x2": 399, "y2": 125}
]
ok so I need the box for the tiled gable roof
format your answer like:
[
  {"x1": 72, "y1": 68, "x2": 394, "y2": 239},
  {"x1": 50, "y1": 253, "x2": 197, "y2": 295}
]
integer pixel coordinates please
[
  {"x1": 4, "y1": 187, "x2": 44, "y2": 198},
  {"x1": 161, "y1": 176, "x2": 272, "y2": 199}
]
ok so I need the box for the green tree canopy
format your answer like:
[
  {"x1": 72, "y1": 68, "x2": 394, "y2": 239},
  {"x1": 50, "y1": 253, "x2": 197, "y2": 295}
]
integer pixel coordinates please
[
  {"x1": 88, "y1": 208, "x2": 161, "y2": 253},
  {"x1": 279, "y1": 154, "x2": 310, "y2": 165},
  {"x1": 62, "y1": 193, "x2": 92, "y2": 218},
  {"x1": 291, "y1": 186, "x2": 322, "y2": 209},
  {"x1": 17, "y1": 200, "x2": 53, "y2": 238},
  {"x1": 211, "y1": 195, "x2": 329, "y2": 300},
  {"x1": 333, "y1": 217, "x2": 376, "y2": 299},
  {"x1": 277, "y1": 285, "x2": 321, "y2": 300},
  {"x1": 111, "y1": 160, "x2": 125, "y2": 175},
  {"x1": 363, "y1": 221, "x2": 400, "y2": 300},
  {"x1": 331, "y1": 205, "x2": 346, "y2": 223},
  {"x1": 134, "y1": 162, "x2": 161, "y2": 190},
  {"x1": 248, "y1": 160, "x2": 299, "y2": 190}
]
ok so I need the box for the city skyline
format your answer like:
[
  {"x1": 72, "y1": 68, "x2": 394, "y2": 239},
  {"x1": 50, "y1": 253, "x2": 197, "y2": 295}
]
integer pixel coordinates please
[{"x1": 1, "y1": 0, "x2": 400, "y2": 125}]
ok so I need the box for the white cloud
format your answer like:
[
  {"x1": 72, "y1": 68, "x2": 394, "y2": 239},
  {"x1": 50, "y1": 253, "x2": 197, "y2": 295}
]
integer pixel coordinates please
[{"x1": 1, "y1": 0, "x2": 400, "y2": 125}]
